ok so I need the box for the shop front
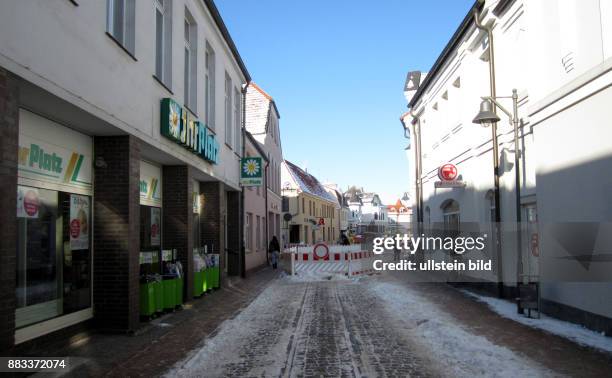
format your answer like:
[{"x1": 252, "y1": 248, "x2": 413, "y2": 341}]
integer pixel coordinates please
[{"x1": 15, "y1": 109, "x2": 93, "y2": 344}]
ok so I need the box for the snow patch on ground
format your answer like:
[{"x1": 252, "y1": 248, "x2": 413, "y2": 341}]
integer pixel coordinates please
[
  {"x1": 461, "y1": 290, "x2": 612, "y2": 354},
  {"x1": 165, "y1": 282, "x2": 294, "y2": 377},
  {"x1": 369, "y1": 281, "x2": 556, "y2": 378},
  {"x1": 282, "y1": 270, "x2": 364, "y2": 282}
]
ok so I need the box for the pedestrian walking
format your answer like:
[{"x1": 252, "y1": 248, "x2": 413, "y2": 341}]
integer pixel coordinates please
[
  {"x1": 269, "y1": 236, "x2": 280, "y2": 269},
  {"x1": 341, "y1": 232, "x2": 351, "y2": 245}
]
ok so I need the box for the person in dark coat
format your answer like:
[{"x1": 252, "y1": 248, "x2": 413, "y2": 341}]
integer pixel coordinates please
[{"x1": 269, "y1": 236, "x2": 281, "y2": 269}]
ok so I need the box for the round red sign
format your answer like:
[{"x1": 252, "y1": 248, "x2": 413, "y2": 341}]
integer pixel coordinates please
[
  {"x1": 24, "y1": 190, "x2": 40, "y2": 216},
  {"x1": 438, "y1": 163, "x2": 458, "y2": 181},
  {"x1": 70, "y1": 219, "x2": 81, "y2": 238}
]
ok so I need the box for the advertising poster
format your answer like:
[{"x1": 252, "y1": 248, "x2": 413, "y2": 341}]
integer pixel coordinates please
[
  {"x1": 69, "y1": 194, "x2": 90, "y2": 250},
  {"x1": 17, "y1": 185, "x2": 40, "y2": 219},
  {"x1": 151, "y1": 207, "x2": 161, "y2": 246}
]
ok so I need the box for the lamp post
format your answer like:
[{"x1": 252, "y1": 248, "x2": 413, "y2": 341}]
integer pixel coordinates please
[{"x1": 473, "y1": 88, "x2": 523, "y2": 314}]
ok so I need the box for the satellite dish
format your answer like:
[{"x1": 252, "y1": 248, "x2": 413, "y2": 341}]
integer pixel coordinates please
[{"x1": 283, "y1": 213, "x2": 293, "y2": 222}]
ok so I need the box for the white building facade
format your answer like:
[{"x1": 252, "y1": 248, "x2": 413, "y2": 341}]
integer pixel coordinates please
[
  {"x1": 0, "y1": 0, "x2": 250, "y2": 349},
  {"x1": 404, "y1": 0, "x2": 612, "y2": 334}
]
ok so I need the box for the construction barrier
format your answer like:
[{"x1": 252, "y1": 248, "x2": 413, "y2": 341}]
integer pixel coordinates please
[{"x1": 284, "y1": 244, "x2": 382, "y2": 277}]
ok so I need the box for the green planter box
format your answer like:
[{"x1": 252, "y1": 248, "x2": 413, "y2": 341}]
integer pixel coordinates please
[
  {"x1": 212, "y1": 266, "x2": 220, "y2": 288},
  {"x1": 162, "y1": 279, "x2": 176, "y2": 310},
  {"x1": 139, "y1": 282, "x2": 156, "y2": 316},
  {"x1": 175, "y1": 277, "x2": 183, "y2": 306},
  {"x1": 153, "y1": 281, "x2": 163, "y2": 313},
  {"x1": 193, "y1": 271, "x2": 203, "y2": 297}
]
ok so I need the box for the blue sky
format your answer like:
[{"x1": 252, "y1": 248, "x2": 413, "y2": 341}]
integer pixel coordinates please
[{"x1": 216, "y1": 0, "x2": 474, "y2": 204}]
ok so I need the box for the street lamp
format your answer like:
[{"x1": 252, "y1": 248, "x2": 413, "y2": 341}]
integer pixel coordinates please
[{"x1": 473, "y1": 88, "x2": 524, "y2": 314}]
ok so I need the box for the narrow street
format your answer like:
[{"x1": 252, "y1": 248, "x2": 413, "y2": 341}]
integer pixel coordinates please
[{"x1": 166, "y1": 271, "x2": 612, "y2": 377}]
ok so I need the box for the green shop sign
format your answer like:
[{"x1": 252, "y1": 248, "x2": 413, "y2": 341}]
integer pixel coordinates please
[
  {"x1": 160, "y1": 98, "x2": 219, "y2": 164},
  {"x1": 240, "y1": 157, "x2": 263, "y2": 186}
]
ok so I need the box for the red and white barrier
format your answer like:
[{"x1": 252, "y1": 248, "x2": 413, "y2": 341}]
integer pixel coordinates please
[{"x1": 283, "y1": 244, "x2": 381, "y2": 277}]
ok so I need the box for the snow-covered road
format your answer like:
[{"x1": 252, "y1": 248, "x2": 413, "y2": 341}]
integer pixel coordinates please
[{"x1": 166, "y1": 272, "x2": 573, "y2": 377}]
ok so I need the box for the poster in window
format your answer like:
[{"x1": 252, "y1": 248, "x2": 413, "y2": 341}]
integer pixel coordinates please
[
  {"x1": 151, "y1": 207, "x2": 161, "y2": 246},
  {"x1": 70, "y1": 194, "x2": 90, "y2": 250},
  {"x1": 17, "y1": 186, "x2": 40, "y2": 218}
]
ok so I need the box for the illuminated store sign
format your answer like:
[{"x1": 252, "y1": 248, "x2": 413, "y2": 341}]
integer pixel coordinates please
[{"x1": 160, "y1": 98, "x2": 219, "y2": 164}]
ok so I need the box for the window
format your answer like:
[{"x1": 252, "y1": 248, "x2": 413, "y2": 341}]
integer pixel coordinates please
[
  {"x1": 107, "y1": 0, "x2": 136, "y2": 55},
  {"x1": 154, "y1": 0, "x2": 172, "y2": 87},
  {"x1": 282, "y1": 197, "x2": 289, "y2": 212},
  {"x1": 234, "y1": 88, "x2": 241, "y2": 151},
  {"x1": 224, "y1": 73, "x2": 233, "y2": 147},
  {"x1": 302, "y1": 198, "x2": 305, "y2": 214},
  {"x1": 246, "y1": 213, "x2": 253, "y2": 251},
  {"x1": 442, "y1": 199, "x2": 460, "y2": 238},
  {"x1": 256, "y1": 216, "x2": 261, "y2": 252},
  {"x1": 184, "y1": 10, "x2": 197, "y2": 110},
  {"x1": 262, "y1": 217, "x2": 266, "y2": 250},
  {"x1": 205, "y1": 43, "x2": 216, "y2": 129},
  {"x1": 16, "y1": 188, "x2": 92, "y2": 328}
]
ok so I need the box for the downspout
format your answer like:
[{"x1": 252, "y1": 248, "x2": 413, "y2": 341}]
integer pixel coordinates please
[
  {"x1": 240, "y1": 81, "x2": 250, "y2": 278},
  {"x1": 407, "y1": 109, "x2": 423, "y2": 237},
  {"x1": 474, "y1": 8, "x2": 504, "y2": 298},
  {"x1": 264, "y1": 160, "x2": 269, "y2": 265}
]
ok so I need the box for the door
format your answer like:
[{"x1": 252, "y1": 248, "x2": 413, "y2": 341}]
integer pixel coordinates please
[{"x1": 521, "y1": 203, "x2": 540, "y2": 281}]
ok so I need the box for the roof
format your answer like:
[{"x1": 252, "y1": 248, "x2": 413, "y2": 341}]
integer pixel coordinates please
[
  {"x1": 249, "y1": 82, "x2": 281, "y2": 119},
  {"x1": 387, "y1": 199, "x2": 408, "y2": 213},
  {"x1": 284, "y1": 160, "x2": 337, "y2": 203},
  {"x1": 408, "y1": 1, "x2": 481, "y2": 108},
  {"x1": 203, "y1": 0, "x2": 251, "y2": 82}
]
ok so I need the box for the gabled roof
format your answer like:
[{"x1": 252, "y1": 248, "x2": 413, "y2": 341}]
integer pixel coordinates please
[{"x1": 284, "y1": 160, "x2": 337, "y2": 203}]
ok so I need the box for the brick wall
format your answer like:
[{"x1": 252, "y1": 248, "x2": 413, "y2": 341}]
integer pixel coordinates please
[
  {"x1": 0, "y1": 68, "x2": 18, "y2": 353},
  {"x1": 162, "y1": 166, "x2": 193, "y2": 299},
  {"x1": 93, "y1": 135, "x2": 140, "y2": 332}
]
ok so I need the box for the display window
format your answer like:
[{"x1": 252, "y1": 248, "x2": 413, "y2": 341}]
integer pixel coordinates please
[
  {"x1": 16, "y1": 186, "x2": 92, "y2": 328},
  {"x1": 140, "y1": 205, "x2": 162, "y2": 274}
]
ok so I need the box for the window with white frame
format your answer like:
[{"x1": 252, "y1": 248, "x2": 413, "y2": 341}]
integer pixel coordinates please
[
  {"x1": 204, "y1": 43, "x2": 216, "y2": 129},
  {"x1": 154, "y1": 0, "x2": 172, "y2": 86},
  {"x1": 256, "y1": 215, "x2": 261, "y2": 252},
  {"x1": 184, "y1": 10, "x2": 197, "y2": 110},
  {"x1": 224, "y1": 73, "x2": 232, "y2": 147},
  {"x1": 234, "y1": 87, "x2": 241, "y2": 151},
  {"x1": 107, "y1": 0, "x2": 136, "y2": 55},
  {"x1": 262, "y1": 217, "x2": 266, "y2": 250},
  {"x1": 246, "y1": 213, "x2": 253, "y2": 251}
]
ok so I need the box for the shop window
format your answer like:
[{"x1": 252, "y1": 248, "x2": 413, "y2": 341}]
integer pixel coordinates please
[
  {"x1": 107, "y1": 0, "x2": 136, "y2": 55},
  {"x1": 140, "y1": 205, "x2": 162, "y2": 274},
  {"x1": 16, "y1": 187, "x2": 92, "y2": 328}
]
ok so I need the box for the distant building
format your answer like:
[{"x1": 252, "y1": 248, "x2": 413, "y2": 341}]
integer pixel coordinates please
[
  {"x1": 324, "y1": 183, "x2": 350, "y2": 237},
  {"x1": 387, "y1": 196, "x2": 412, "y2": 235},
  {"x1": 245, "y1": 82, "x2": 283, "y2": 267},
  {"x1": 281, "y1": 161, "x2": 339, "y2": 245}
]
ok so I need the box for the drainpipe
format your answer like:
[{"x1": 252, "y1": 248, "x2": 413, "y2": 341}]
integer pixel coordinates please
[
  {"x1": 240, "y1": 81, "x2": 250, "y2": 278},
  {"x1": 264, "y1": 159, "x2": 269, "y2": 265},
  {"x1": 474, "y1": 8, "x2": 504, "y2": 298},
  {"x1": 407, "y1": 109, "x2": 423, "y2": 237}
]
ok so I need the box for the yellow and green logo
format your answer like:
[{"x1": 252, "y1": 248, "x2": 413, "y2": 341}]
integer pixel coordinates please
[{"x1": 18, "y1": 143, "x2": 85, "y2": 183}]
